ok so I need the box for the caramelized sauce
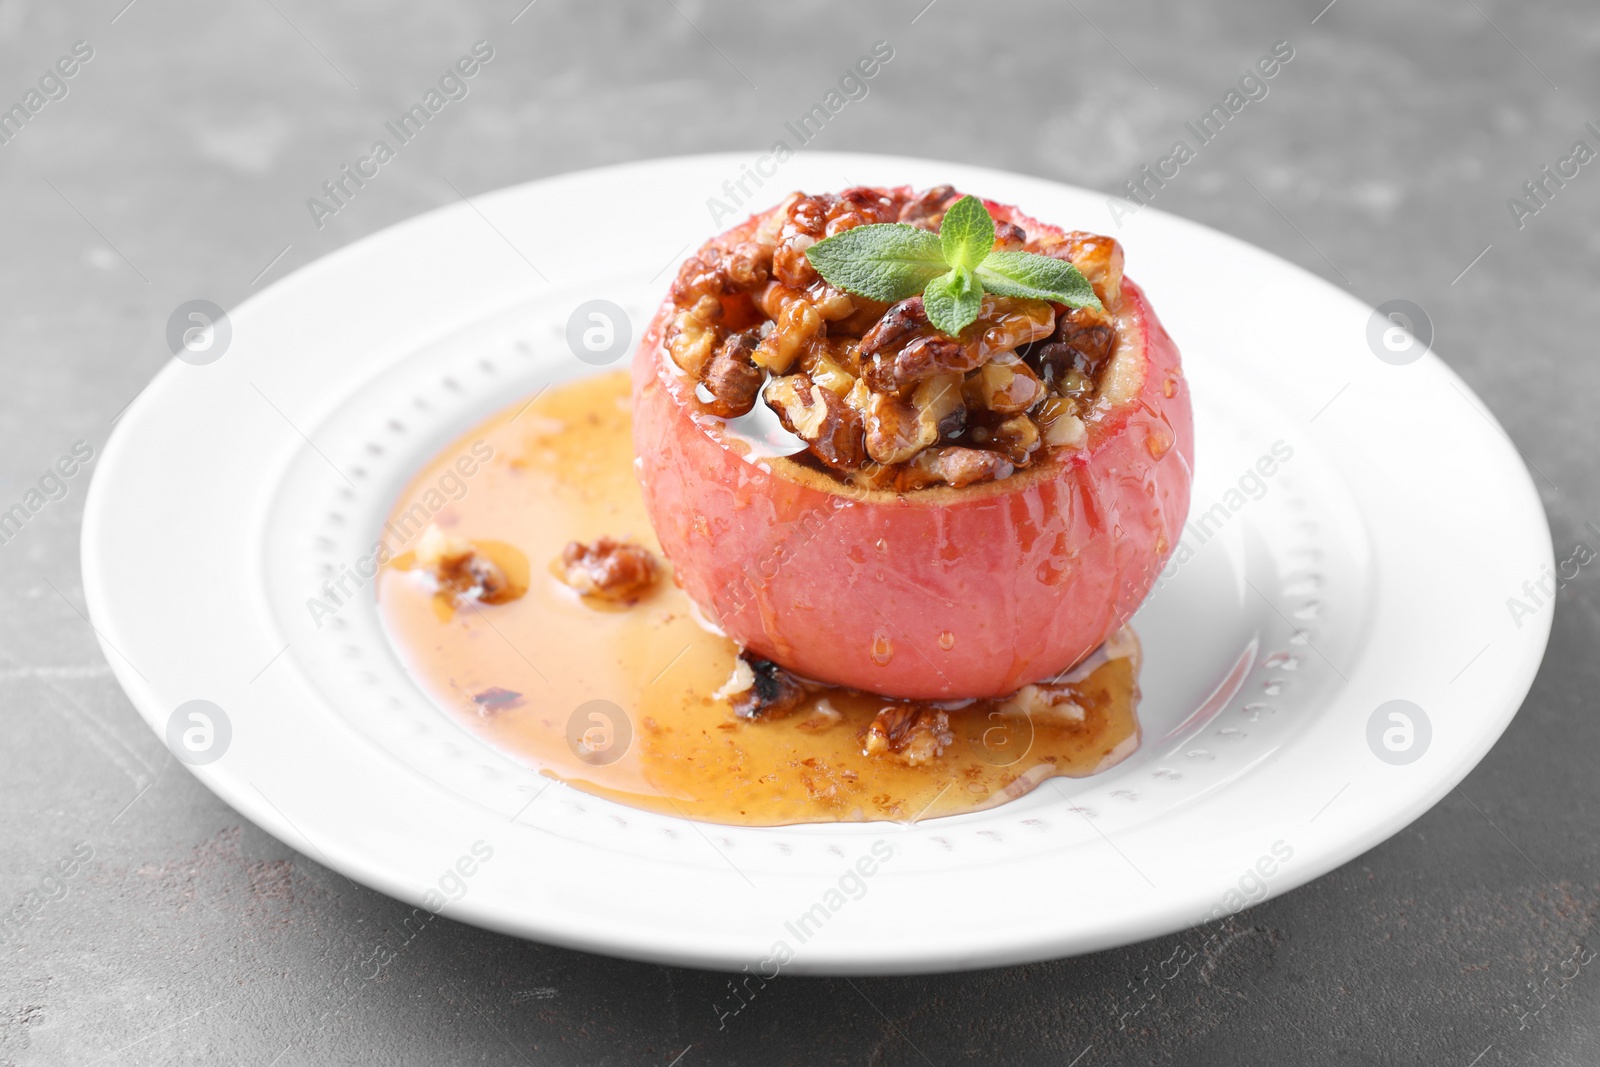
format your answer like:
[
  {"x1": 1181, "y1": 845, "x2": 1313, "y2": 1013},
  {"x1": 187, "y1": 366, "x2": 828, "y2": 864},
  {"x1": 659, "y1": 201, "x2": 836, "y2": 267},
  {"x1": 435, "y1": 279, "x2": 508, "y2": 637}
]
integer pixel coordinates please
[{"x1": 375, "y1": 372, "x2": 1142, "y2": 825}]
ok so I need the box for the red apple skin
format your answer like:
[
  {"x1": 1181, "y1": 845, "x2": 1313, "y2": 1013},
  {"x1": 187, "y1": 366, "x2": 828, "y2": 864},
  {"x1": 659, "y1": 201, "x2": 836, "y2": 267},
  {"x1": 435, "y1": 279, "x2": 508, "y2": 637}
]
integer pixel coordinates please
[{"x1": 631, "y1": 222, "x2": 1193, "y2": 700}]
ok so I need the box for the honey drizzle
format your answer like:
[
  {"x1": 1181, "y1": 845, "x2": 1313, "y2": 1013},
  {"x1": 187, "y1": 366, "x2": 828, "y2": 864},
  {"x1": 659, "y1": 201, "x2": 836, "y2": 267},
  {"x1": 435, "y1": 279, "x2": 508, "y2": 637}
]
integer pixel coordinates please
[{"x1": 375, "y1": 372, "x2": 1141, "y2": 826}]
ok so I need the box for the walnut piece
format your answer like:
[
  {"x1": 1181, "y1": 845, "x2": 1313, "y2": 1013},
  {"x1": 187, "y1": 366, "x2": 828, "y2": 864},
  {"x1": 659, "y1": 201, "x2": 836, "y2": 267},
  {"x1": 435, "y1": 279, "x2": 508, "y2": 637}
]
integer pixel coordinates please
[
  {"x1": 904, "y1": 446, "x2": 1015, "y2": 489},
  {"x1": 858, "y1": 296, "x2": 931, "y2": 360},
  {"x1": 991, "y1": 414, "x2": 1043, "y2": 465},
  {"x1": 1043, "y1": 231, "x2": 1123, "y2": 308},
  {"x1": 765, "y1": 372, "x2": 867, "y2": 470},
  {"x1": 1035, "y1": 398, "x2": 1088, "y2": 449},
  {"x1": 968, "y1": 354, "x2": 1045, "y2": 416},
  {"x1": 863, "y1": 704, "x2": 954, "y2": 766},
  {"x1": 992, "y1": 220, "x2": 1028, "y2": 251},
  {"x1": 665, "y1": 293, "x2": 723, "y2": 378},
  {"x1": 558, "y1": 538, "x2": 660, "y2": 604},
  {"x1": 416, "y1": 525, "x2": 516, "y2": 604},
  {"x1": 996, "y1": 683, "x2": 1087, "y2": 725},
  {"x1": 753, "y1": 284, "x2": 824, "y2": 373},
  {"x1": 897, "y1": 184, "x2": 958, "y2": 229},
  {"x1": 703, "y1": 331, "x2": 764, "y2": 418},
  {"x1": 724, "y1": 653, "x2": 811, "y2": 721},
  {"x1": 864, "y1": 390, "x2": 932, "y2": 466}
]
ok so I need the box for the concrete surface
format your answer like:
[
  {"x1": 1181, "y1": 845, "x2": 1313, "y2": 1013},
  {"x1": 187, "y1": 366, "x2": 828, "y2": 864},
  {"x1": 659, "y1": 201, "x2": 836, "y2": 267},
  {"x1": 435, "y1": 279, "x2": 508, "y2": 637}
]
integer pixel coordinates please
[{"x1": 3, "y1": 0, "x2": 1598, "y2": 1063}]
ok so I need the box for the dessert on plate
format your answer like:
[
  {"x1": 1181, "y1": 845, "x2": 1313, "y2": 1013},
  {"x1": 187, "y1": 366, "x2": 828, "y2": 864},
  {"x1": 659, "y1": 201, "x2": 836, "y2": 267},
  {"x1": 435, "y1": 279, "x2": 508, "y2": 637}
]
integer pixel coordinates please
[{"x1": 378, "y1": 184, "x2": 1193, "y2": 825}]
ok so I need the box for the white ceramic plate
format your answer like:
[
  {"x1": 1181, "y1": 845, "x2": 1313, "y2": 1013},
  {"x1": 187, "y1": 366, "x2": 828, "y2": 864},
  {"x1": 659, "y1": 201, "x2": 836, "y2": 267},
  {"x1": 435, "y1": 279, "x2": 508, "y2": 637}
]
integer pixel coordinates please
[{"x1": 83, "y1": 153, "x2": 1552, "y2": 974}]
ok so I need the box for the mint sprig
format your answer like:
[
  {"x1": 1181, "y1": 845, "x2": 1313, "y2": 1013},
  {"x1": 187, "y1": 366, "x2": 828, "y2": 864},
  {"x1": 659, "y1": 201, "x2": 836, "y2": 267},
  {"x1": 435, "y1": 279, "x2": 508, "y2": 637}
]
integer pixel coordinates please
[{"x1": 804, "y1": 194, "x2": 1102, "y2": 336}]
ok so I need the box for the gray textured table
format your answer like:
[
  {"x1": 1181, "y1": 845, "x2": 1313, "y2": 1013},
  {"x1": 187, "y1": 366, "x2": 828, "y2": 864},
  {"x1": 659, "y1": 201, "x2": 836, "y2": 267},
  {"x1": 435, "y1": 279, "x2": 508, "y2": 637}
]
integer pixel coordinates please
[{"x1": 4, "y1": 1, "x2": 1596, "y2": 1063}]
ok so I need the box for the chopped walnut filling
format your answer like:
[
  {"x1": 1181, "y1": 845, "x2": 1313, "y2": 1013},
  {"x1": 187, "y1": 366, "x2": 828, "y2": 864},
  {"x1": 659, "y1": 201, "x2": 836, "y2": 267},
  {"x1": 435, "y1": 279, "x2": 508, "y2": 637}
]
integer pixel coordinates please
[
  {"x1": 664, "y1": 185, "x2": 1125, "y2": 490},
  {"x1": 557, "y1": 537, "x2": 660, "y2": 604},
  {"x1": 416, "y1": 525, "x2": 517, "y2": 604}
]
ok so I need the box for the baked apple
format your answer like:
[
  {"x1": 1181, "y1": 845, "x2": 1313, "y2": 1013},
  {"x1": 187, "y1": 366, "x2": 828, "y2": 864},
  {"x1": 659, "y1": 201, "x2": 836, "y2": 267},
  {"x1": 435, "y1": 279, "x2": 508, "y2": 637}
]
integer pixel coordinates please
[{"x1": 632, "y1": 185, "x2": 1192, "y2": 699}]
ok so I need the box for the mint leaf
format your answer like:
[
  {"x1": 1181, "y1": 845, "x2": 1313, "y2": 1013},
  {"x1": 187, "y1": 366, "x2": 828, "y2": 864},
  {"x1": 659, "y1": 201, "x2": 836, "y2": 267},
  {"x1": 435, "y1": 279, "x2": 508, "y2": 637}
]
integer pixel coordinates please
[
  {"x1": 805, "y1": 224, "x2": 948, "y2": 303},
  {"x1": 938, "y1": 195, "x2": 994, "y2": 271},
  {"x1": 975, "y1": 251, "x2": 1102, "y2": 310},
  {"x1": 923, "y1": 268, "x2": 982, "y2": 336},
  {"x1": 802, "y1": 193, "x2": 1101, "y2": 339}
]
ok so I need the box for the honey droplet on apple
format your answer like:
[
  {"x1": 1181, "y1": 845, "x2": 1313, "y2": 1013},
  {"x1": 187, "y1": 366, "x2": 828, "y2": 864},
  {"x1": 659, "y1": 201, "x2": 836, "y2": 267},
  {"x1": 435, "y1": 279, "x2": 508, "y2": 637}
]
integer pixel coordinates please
[
  {"x1": 937, "y1": 630, "x2": 956, "y2": 651},
  {"x1": 870, "y1": 633, "x2": 894, "y2": 665}
]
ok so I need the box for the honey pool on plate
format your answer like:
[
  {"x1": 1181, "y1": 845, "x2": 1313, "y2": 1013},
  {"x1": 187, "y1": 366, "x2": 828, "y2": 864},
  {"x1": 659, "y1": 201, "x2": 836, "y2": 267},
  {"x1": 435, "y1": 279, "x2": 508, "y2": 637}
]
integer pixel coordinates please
[{"x1": 375, "y1": 371, "x2": 1141, "y2": 826}]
